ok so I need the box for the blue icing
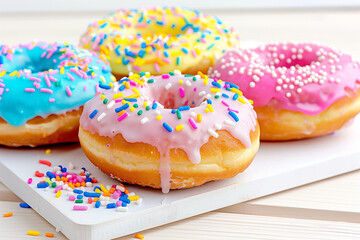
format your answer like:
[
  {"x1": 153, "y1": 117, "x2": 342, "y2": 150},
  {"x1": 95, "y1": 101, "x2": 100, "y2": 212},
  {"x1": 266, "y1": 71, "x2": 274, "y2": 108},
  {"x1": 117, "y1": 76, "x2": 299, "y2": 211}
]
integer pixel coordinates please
[{"x1": 0, "y1": 42, "x2": 113, "y2": 126}]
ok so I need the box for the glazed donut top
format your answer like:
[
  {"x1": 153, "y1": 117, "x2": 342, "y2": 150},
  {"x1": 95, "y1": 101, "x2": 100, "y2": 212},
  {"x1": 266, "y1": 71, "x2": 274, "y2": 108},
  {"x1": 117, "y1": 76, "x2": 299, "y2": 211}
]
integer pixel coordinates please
[
  {"x1": 209, "y1": 42, "x2": 360, "y2": 115},
  {"x1": 0, "y1": 41, "x2": 114, "y2": 126},
  {"x1": 80, "y1": 71, "x2": 257, "y2": 192},
  {"x1": 80, "y1": 7, "x2": 239, "y2": 75}
]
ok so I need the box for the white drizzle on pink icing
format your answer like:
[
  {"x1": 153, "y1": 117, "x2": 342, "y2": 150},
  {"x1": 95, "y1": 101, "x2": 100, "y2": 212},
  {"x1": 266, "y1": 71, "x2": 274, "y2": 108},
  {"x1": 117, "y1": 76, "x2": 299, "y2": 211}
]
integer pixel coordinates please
[
  {"x1": 209, "y1": 42, "x2": 360, "y2": 115},
  {"x1": 80, "y1": 72, "x2": 257, "y2": 193}
]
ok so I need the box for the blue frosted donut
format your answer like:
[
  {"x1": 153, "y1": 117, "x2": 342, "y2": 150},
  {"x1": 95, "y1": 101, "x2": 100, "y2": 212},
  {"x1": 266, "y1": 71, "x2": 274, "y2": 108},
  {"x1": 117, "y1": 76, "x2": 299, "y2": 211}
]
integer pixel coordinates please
[{"x1": 0, "y1": 41, "x2": 114, "y2": 147}]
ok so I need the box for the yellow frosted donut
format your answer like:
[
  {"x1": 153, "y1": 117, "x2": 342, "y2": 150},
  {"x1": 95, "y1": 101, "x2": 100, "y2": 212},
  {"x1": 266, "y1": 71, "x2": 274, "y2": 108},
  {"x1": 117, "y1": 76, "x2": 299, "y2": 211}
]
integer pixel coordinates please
[{"x1": 79, "y1": 7, "x2": 239, "y2": 78}]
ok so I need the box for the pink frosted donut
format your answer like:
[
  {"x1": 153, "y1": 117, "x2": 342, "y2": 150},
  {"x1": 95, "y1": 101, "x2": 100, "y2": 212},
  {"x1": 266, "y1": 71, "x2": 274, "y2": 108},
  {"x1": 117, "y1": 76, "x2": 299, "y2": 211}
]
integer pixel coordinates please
[
  {"x1": 209, "y1": 42, "x2": 360, "y2": 140},
  {"x1": 79, "y1": 71, "x2": 260, "y2": 192},
  {"x1": 78, "y1": 71, "x2": 259, "y2": 193}
]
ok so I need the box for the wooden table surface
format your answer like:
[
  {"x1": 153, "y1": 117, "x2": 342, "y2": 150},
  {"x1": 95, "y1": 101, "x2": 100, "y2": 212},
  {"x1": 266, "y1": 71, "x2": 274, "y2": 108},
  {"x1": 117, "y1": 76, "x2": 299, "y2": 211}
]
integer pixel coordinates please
[{"x1": 1, "y1": 9, "x2": 360, "y2": 239}]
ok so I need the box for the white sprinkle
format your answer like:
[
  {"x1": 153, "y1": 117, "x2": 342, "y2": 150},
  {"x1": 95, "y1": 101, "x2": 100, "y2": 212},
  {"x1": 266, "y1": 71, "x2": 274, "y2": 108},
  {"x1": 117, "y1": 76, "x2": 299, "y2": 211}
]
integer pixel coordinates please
[
  {"x1": 253, "y1": 75, "x2": 260, "y2": 82},
  {"x1": 53, "y1": 166, "x2": 61, "y2": 172},
  {"x1": 275, "y1": 86, "x2": 282, "y2": 91},
  {"x1": 155, "y1": 110, "x2": 161, "y2": 115},
  {"x1": 296, "y1": 88, "x2": 302, "y2": 93},
  {"x1": 85, "y1": 182, "x2": 92, "y2": 187},
  {"x1": 185, "y1": 80, "x2": 192, "y2": 87},
  {"x1": 228, "y1": 70, "x2": 234, "y2": 75},
  {"x1": 190, "y1": 112, "x2": 197, "y2": 118},
  {"x1": 277, "y1": 79, "x2": 283, "y2": 84},
  {"x1": 66, "y1": 191, "x2": 74, "y2": 196},
  {"x1": 68, "y1": 162, "x2": 75, "y2": 170},
  {"x1": 165, "y1": 83, "x2": 172, "y2": 90},
  {"x1": 286, "y1": 92, "x2": 291, "y2": 98},
  {"x1": 174, "y1": 70, "x2": 182, "y2": 76},
  {"x1": 224, "y1": 120, "x2": 236, "y2": 126},
  {"x1": 127, "y1": 192, "x2": 136, "y2": 197},
  {"x1": 117, "y1": 207, "x2": 128, "y2": 212},
  {"x1": 205, "y1": 94, "x2": 211, "y2": 99},
  {"x1": 106, "y1": 100, "x2": 115, "y2": 109},
  {"x1": 116, "y1": 185, "x2": 125, "y2": 192},
  {"x1": 134, "y1": 198, "x2": 143, "y2": 205},
  {"x1": 97, "y1": 112, "x2": 106, "y2": 122},
  {"x1": 197, "y1": 91, "x2": 205, "y2": 97},
  {"x1": 140, "y1": 117, "x2": 149, "y2": 124},
  {"x1": 249, "y1": 82, "x2": 256, "y2": 88},
  {"x1": 215, "y1": 124, "x2": 222, "y2": 130},
  {"x1": 208, "y1": 129, "x2": 219, "y2": 138}
]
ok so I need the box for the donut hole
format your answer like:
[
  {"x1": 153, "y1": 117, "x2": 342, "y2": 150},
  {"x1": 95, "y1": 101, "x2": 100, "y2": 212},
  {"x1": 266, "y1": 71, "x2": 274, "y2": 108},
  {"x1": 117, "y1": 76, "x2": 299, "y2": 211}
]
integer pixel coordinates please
[
  {"x1": 262, "y1": 46, "x2": 319, "y2": 69},
  {"x1": 6, "y1": 50, "x2": 59, "y2": 73},
  {"x1": 148, "y1": 86, "x2": 206, "y2": 109}
]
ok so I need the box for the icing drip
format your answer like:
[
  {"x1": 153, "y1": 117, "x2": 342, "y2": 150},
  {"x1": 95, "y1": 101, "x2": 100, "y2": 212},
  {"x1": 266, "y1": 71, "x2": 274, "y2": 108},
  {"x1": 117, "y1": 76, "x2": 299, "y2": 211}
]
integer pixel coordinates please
[
  {"x1": 209, "y1": 42, "x2": 360, "y2": 115},
  {"x1": 80, "y1": 72, "x2": 257, "y2": 193}
]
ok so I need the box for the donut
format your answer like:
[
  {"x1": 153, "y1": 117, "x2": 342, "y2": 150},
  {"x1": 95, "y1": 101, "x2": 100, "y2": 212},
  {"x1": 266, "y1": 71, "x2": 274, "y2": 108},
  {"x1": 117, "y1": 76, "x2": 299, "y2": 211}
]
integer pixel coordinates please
[
  {"x1": 0, "y1": 41, "x2": 114, "y2": 147},
  {"x1": 209, "y1": 42, "x2": 360, "y2": 140},
  {"x1": 79, "y1": 7, "x2": 239, "y2": 78},
  {"x1": 79, "y1": 71, "x2": 259, "y2": 192}
]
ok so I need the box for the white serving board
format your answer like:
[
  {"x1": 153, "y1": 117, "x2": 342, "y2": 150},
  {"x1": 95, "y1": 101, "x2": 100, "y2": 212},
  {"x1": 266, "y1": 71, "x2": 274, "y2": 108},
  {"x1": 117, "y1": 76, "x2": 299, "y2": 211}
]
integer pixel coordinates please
[{"x1": 1, "y1": 117, "x2": 360, "y2": 240}]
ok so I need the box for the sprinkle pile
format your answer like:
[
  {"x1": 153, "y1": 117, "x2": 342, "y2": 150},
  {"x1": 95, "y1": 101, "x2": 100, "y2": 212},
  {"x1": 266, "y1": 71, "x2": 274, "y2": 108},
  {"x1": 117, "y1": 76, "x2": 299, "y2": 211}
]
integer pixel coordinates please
[
  {"x1": 31, "y1": 156, "x2": 142, "y2": 212},
  {"x1": 80, "y1": 7, "x2": 239, "y2": 74},
  {"x1": 0, "y1": 41, "x2": 114, "y2": 126}
]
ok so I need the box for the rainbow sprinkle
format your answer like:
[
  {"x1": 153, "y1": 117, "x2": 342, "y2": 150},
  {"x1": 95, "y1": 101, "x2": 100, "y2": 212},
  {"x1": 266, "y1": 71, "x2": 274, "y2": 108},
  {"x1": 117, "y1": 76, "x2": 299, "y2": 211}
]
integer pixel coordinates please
[
  {"x1": 30, "y1": 157, "x2": 142, "y2": 213},
  {"x1": 80, "y1": 7, "x2": 239, "y2": 75}
]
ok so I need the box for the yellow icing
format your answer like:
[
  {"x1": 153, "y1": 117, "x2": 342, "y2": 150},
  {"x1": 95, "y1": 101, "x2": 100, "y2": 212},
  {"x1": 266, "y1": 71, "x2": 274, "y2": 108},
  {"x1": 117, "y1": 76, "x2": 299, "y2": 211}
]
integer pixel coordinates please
[{"x1": 80, "y1": 7, "x2": 239, "y2": 76}]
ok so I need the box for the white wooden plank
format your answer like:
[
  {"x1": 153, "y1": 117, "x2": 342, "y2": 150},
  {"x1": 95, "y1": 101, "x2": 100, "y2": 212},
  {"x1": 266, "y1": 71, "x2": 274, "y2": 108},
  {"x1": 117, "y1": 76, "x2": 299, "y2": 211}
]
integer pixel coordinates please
[
  {"x1": 116, "y1": 212, "x2": 360, "y2": 240},
  {"x1": 1, "y1": 200, "x2": 360, "y2": 240},
  {"x1": 2, "y1": 0, "x2": 360, "y2": 13},
  {"x1": 0, "y1": 201, "x2": 66, "y2": 239},
  {"x1": 248, "y1": 170, "x2": 360, "y2": 212},
  {"x1": 218, "y1": 170, "x2": 360, "y2": 222},
  {"x1": 0, "y1": 182, "x2": 22, "y2": 202}
]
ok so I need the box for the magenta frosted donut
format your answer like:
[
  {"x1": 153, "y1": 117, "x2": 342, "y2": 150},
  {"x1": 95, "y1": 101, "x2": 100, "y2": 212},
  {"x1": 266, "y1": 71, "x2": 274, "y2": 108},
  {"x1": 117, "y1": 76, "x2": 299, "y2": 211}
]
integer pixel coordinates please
[{"x1": 209, "y1": 42, "x2": 360, "y2": 140}]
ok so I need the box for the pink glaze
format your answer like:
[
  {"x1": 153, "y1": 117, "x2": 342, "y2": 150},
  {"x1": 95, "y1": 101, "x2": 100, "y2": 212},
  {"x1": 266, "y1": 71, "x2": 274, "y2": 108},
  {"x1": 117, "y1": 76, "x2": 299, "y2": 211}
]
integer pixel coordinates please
[
  {"x1": 209, "y1": 43, "x2": 360, "y2": 115},
  {"x1": 80, "y1": 72, "x2": 257, "y2": 193}
]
